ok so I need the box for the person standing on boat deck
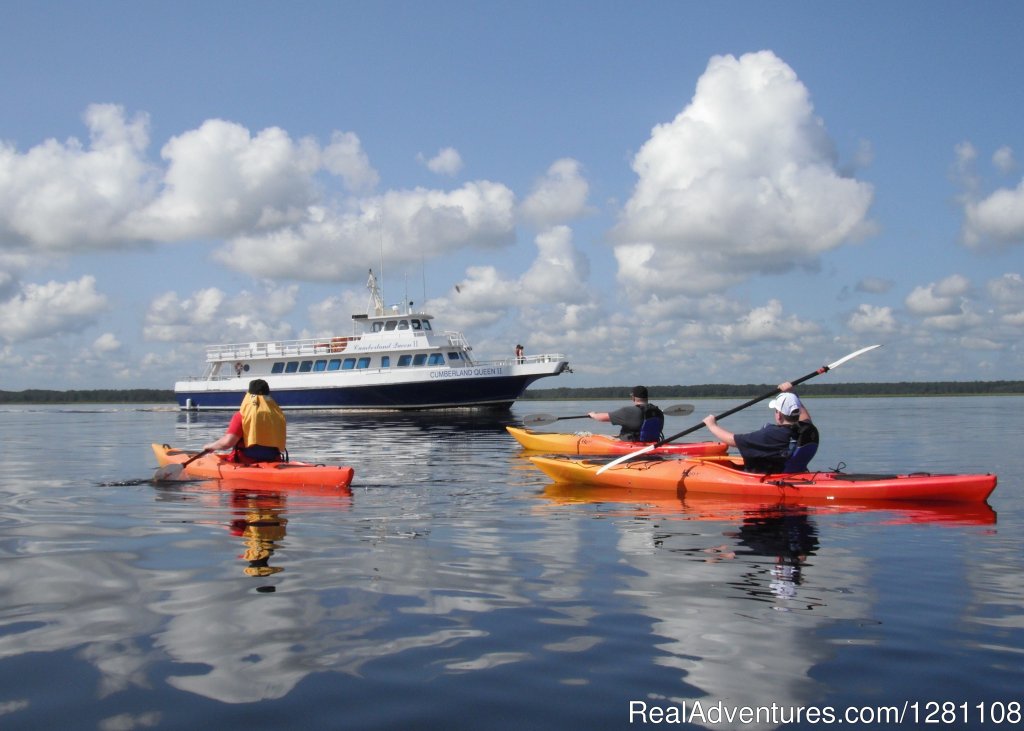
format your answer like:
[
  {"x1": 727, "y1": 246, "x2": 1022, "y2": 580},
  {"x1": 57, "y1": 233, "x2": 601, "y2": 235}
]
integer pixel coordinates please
[
  {"x1": 588, "y1": 385, "x2": 664, "y2": 442},
  {"x1": 202, "y1": 379, "x2": 287, "y2": 463},
  {"x1": 701, "y1": 383, "x2": 818, "y2": 473},
  {"x1": 515, "y1": 344, "x2": 524, "y2": 363}
]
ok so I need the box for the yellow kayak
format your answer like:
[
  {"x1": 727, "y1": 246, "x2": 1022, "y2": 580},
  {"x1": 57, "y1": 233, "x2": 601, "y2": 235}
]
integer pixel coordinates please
[{"x1": 506, "y1": 426, "x2": 729, "y2": 457}]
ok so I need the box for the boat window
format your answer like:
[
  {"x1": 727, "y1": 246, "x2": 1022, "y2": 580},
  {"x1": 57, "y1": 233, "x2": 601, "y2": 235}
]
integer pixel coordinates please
[
  {"x1": 422, "y1": 320, "x2": 432, "y2": 330},
  {"x1": 384, "y1": 320, "x2": 398, "y2": 331},
  {"x1": 397, "y1": 355, "x2": 412, "y2": 367},
  {"x1": 299, "y1": 361, "x2": 313, "y2": 372},
  {"x1": 271, "y1": 362, "x2": 285, "y2": 374},
  {"x1": 327, "y1": 359, "x2": 342, "y2": 371},
  {"x1": 313, "y1": 360, "x2": 327, "y2": 372},
  {"x1": 397, "y1": 320, "x2": 409, "y2": 330},
  {"x1": 357, "y1": 357, "x2": 371, "y2": 369},
  {"x1": 413, "y1": 354, "x2": 427, "y2": 366},
  {"x1": 428, "y1": 353, "x2": 444, "y2": 365},
  {"x1": 285, "y1": 361, "x2": 299, "y2": 373},
  {"x1": 373, "y1": 322, "x2": 383, "y2": 332},
  {"x1": 381, "y1": 356, "x2": 390, "y2": 368},
  {"x1": 342, "y1": 358, "x2": 356, "y2": 370},
  {"x1": 411, "y1": 319, "x2": 421, "y2": 330},
  {"x1": 447, "y1": 352, "x2": 461, "y2": 361}
]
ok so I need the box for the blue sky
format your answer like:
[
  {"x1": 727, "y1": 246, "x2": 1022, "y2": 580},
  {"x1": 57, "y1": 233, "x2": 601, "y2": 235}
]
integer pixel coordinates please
[{"x1": 1, "y1": 1, "x2": 1022, "y2": 390}]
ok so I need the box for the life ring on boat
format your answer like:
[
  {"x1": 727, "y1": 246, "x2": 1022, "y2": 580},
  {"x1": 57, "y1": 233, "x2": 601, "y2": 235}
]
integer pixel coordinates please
[
  {"x1": 234, "y1": 361, "x2": 244, "y2": 376},
  {"x1": 330, "y1": 337, "x2": 349, "y2": 353}
]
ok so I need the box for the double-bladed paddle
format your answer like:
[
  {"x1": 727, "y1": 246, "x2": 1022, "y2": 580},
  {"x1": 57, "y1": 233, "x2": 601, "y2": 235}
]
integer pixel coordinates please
[
  {"x1": 595, "y1": 345, "x2": 881, "y2": 474},
  {"x1": 153, "y1": 449, "x2": 211, "y2": 481},
  {"x1": 521, "y1": 402, "x2": 695, "y2": 427}
]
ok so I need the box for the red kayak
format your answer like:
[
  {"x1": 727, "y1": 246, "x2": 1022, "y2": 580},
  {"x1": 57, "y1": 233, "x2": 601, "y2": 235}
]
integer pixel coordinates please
[
  {"x1": 529, "y1": 454, "x2": 997, "y2": 503},
  {"x1": 153, "y1": 443, "x2": 354, "y2": 490}
]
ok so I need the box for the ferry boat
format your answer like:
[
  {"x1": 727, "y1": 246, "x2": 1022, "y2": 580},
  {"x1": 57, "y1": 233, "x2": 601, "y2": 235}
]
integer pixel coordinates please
[{"x1": 174, "y1": 271, "x2": 572, "y2": 411}]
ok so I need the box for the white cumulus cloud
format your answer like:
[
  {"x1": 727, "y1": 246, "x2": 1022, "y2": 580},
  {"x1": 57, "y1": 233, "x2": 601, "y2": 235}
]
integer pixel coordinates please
[
  {"x1": 905, "y1": 274, "x2": 971, "y2": 316},
  {"x1": 519, "y1": 158, "x2": 591, "y2": 228},
  {"x1": 0, "y1": 276, "x2": 109, "y2": 342},
  {"x1": 322, "y1": 131, "x2": 380, "y2": 192},
  {"x1": 127, "y1": 119, "x2": 319, "y2": 241},
  {"x1": 847, "y1": 304, "x2": 898, "y2": 334},
  {"x1": 0, "y1": 104, "x2": 154, "y2": 251},
  {"x1": 418, "y1": 147, "x2": 464, "y2": 176},
  {"x1": 612, "y1": 51, "x2": 874, "y2": 298},
  {"x1": 216, "y1": 181, "x2": 517, "y2": 281},
  {"x1": 961, "y1": 178, "x2": 1024, "y2": 250}
]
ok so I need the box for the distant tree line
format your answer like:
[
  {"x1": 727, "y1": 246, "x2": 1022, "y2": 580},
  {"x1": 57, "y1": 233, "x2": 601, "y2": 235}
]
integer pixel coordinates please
[
  {"x1": 523, "y1": 381, "x2": 1024, "y2": 400},
  {"x1": 1, "y1": 381, "x2": 1022, "y2": 404},
  {"x1": 0, "y1": 389, "x2": 176, "y2": 404}
]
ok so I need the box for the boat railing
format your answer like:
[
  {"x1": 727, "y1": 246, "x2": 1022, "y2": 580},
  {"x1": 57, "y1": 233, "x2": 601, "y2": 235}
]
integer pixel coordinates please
[
  {"x1": 206, "y1": 331, "x2": 488, "y2": 362},
  {"x1": 440, "y1": 331, "x2": 472, "y2": 349},
  {"x1": 501, "y1": 353, "x2": 569, "y2": 366},
  {"x1": 205, "y1": 336, "x2": 369, "y2": 361}
]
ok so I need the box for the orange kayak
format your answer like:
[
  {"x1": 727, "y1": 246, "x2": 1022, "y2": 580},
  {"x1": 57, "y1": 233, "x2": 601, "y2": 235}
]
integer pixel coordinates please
[
  {"x1": 506, "y1": 426, "x2": 728, "y2": 457},
  {"x1": 152, "y1": 443, "x2": 355, "y2": 489},
  {"x1": 528, "y1": 454, "x2": 997, "y2": 503}
]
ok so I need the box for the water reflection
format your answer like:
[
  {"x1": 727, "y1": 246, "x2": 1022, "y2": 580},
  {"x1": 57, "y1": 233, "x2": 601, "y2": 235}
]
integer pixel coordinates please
[
  {"x1": 228, "y1": 492, "x2": 287, "y2": 579},
  {"x1": 535, "y1": 483, "x2": 998, "y2": 729},
  {"x1": 153, "y1": 479, "x2": 354, "y2": 582},
  {"x1": 538, "y1": 483, "x2": 998, "y2": 526},
  {"x1": 0, "y1": 400, "x2": 1019, "y2": 729}
]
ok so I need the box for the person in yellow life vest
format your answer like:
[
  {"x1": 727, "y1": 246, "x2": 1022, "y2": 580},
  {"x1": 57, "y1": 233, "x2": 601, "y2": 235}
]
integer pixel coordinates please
[{"x1": 202, "y1": 378, "x2": 287, "y2": 463}]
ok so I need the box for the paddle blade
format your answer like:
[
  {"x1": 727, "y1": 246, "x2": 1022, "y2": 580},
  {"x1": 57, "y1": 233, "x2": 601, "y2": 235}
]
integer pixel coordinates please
[
  {"x1": 826, "y1": 344, "x2": 882, "y2": 371},
  {"x1": 662, "y1": 403, "x2": 695, "y2": 416},
  {"x1": 153, "y1": 463, "x2": 184, "y2": 481},
  {"x1": 596, "y1": 444, "x2": 657, "y2": 474},
  {"x1": 521, "y1": 413, "x2": 560, "y2": 427},
  {"x1": 153, "y1": 448, "x2": 211, "y2": 481}
]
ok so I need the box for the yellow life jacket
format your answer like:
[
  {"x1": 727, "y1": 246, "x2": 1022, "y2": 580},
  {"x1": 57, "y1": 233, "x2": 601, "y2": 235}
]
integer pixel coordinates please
[{"x1": 239, "y1": 394, "x2": 287, "y2": 449}]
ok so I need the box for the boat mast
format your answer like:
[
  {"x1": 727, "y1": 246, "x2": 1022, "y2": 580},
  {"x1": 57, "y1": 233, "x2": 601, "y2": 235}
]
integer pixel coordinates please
[{"x1": 366, "y1": 269, "x2": 385, "y2": 317}]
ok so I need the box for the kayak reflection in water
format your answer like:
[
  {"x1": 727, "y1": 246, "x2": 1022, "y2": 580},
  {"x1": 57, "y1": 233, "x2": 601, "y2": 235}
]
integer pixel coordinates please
[{"x1": 229, "y1": 492, "x2": 288, "y2": 578}]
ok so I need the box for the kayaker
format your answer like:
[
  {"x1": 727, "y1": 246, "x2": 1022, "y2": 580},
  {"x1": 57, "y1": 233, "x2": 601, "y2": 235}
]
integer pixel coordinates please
[
  {"x1": 202, "y1": 378, "x2": 288, "y2": 463},
  {"x1": 588, "y1": 385, "x2": 665, "y2": 442},
  {"x1": 702, "y1": 384, "x2": 818, "y2": 473}
]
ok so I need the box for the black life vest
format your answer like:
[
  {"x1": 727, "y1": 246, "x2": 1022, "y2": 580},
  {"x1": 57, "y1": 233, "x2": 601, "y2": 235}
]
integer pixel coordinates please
[{"x1": 637, "y1": 403, "x2": 665, "y2": 443}]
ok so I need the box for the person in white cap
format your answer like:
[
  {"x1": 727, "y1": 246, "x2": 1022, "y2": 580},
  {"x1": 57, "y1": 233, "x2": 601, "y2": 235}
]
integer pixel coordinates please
[{"x1": 701, "y1": 383, "x2": 817, "y2": 473}]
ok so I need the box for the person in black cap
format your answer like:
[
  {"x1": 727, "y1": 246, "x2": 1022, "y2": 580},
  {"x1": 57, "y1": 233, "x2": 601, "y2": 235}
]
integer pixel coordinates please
[
  {"x1": 588, "y1": 385, "x2": 664, "y2": 442},
  {"x1": 202, "y1": 378, "x2": 287, "y2": 463}
]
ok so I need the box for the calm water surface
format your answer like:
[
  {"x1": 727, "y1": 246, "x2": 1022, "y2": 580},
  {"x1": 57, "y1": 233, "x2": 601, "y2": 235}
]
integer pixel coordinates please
[{"x1": 0, "y1": 397, "x2": 1021, "y2": 730}]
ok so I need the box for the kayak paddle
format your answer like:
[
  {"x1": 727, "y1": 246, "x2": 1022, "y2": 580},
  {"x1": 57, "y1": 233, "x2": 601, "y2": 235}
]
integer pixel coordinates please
[
  {"x1": 595, "y1": 344, "x2": 881, "y2": 474},
  {"x1": 521, "y1": 403, "x2": 695, "y2": 427},
  {"x1": 153, "y1": 448, "x2": 211, "y2": 481}
]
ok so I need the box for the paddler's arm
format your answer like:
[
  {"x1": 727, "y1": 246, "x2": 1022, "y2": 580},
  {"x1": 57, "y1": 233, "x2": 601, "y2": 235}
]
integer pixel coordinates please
[
  {"x1": 702, "y1": 415, "x2": 738, "y2": 447},
  {"x1": 588, "y1": 411, "x2": 611, "y2": 422},
  {"x1": 203, "y1": 412, "x2": 244, "y2": 452},
  {"x1": 778, "y1": 381, "x2": 811, "y2": 421},
  {"x1": 202, "y1": 432, "x2": 240, "y2": 452}
]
